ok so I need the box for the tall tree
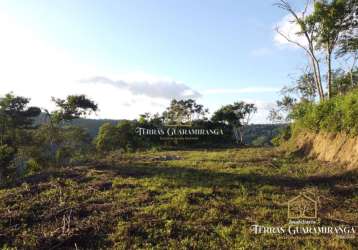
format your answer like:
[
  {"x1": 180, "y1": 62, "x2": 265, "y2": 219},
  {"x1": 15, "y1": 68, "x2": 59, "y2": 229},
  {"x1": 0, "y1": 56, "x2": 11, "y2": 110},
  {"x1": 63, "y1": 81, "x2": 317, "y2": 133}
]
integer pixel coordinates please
[
  {"x1": 276, "y1": 0, "x2": 358, "y2": 99},
  {"x1": 275, "y1": 0, "x2": 325, "y2": 100},
  {"x1": 336, "y1": 0, "x2": 358, "y2": 55},
  {"x1": 212, "y1": 102, "x2": 257, "y2": 144},
  {"x1": 336, "y1": 0, "x2": 358, "y2": 87},
  {"x1": 95, "y1": 122, "x2": 121, "y2": 152},
  {"x1": 0, "y1": 93, "x2": 40, "y2": 183},
  {"x1": 163, "y1": 99, "x2": 208, "y2": 126},
  {"x1": 309, "y1": 0, "x2": 354, "y2": 98},
  {"x1": 44, "y1": 95, "x2": 98, "y2": 162},
  {"x1": 0, "y1": 93, "x2": 41, "y2": 146}
]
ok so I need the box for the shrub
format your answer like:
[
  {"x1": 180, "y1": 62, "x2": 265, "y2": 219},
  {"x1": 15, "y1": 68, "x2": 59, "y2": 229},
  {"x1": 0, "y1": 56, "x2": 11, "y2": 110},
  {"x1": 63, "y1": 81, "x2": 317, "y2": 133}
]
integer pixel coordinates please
[
  {"x1": 0, "y1": 144, "x2": 15, "y2": 168},
  {"x1": 252, "y1": 135, "x2": 270, "y2": 146},
  {"x1": 0, "y1": 144, "x2": 15, "y2": 183},
  {"x1": 26, "y1": 158, "x2": 41, "y2": 174},
  {"x1": 55, "y1": 147, "x2": 72, "y2": 165},
  {"x1": 291, "y1": 89, "x2": 358, "y2": 135},
  {"x1": 271, "y1": 125, "x2": 291, "y2": 146}
]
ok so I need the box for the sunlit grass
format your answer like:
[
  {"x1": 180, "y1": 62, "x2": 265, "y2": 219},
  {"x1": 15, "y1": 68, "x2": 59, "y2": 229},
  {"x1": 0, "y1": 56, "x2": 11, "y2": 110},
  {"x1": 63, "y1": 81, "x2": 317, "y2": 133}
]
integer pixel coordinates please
[{"x1": 0, "y1": 147, "x2": 357, "y2": 249}]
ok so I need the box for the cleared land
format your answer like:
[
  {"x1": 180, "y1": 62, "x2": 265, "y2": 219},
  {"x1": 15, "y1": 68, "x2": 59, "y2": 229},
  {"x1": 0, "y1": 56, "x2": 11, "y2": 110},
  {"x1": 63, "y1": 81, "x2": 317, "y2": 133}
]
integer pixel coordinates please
[{"x1": 0, "y1": 148, "x2": 357, "y2": 249}]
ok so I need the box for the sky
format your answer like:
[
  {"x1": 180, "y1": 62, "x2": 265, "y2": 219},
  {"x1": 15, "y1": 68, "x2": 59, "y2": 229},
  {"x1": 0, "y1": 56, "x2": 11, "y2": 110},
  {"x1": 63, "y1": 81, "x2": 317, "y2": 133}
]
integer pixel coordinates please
[{"x1": 0, "y1": 0, "x2": 309, "y2": 123}]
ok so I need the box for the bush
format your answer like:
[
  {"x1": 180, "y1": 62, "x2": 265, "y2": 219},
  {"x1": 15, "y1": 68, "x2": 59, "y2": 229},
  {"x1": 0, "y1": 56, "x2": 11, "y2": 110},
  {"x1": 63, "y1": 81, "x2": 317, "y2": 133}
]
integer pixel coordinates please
[
  {"x1": 0, "y1": 144, "x2": 15, "y2": 168},
  {"x1": 271, "y1": 125, "x2": 292, "y2": 146},
  {"x1": 252, "y1": 135, "x2": 270, "y2": 146},
  {"x1": 291, "y1": 89, "x2": 358, "y2": 135},
  {"x1": 0, "y1": 144, "x2": 16, "y2": 183},
  {"x1": 26, "y1": 158, "x2": 41, "y2": 174},
  {"x1": 55, "y1": 147, "x2": 72, "y2": 165}
]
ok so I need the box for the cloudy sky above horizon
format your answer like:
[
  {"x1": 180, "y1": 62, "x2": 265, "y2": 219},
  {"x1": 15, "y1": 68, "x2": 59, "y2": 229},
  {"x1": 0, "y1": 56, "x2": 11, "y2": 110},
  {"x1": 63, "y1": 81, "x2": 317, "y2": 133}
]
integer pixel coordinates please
[{"x1": 0, "y1": 0, "x2": 308, "y2": 123}]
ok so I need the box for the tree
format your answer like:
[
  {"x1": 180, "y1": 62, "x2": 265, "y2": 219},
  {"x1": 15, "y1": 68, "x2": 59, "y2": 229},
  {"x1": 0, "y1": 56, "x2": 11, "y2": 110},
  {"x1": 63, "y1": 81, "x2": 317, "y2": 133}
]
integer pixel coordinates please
[
  {"x1": 44, "y1": 95, "x2": 98, "y2": 162},
  {"x1": 268, "y1": 95, "x2": 297, "y2": 125},
  {"x1": 48, "y1": 95, "x2": 98, "y2": 125},
  {"x1": 95, "y1": 120, "x2": 140, "y2": 152},
  {"x1": 139, "y1": 112, "x2": 163, "y2": 127},
  {"x1": 95, "y1": 123, "x2": 121, "y2": 152},
  {"x1": 336, "y1": 0, "x2": 358, "y2": 56},
  {"x1": 0, "y1": 93, "x2": 41, "y2": 146},
  {"x1": 332, "y1": 67, "x2": 358, "y2": 95},
  {"x1": 275, "y1": 0, "x2": 325, "y2": 100},
  {"x1": 53, "y1": 126, "x2": 92, "y2": 165},
  {"x1": 0, "y1": 144, "x2": 15, "y2": 183},
  {"x1": 212, "y1": 102, "x2": 257, "y2": 144},
  {"x1": 275, "y1": 0, "x2": 358, "y2": 99},
  {"x1": 282, "y1": 68, "x2": 317, "y2": 102},
  {"x1": 309, "y1": 0, "x2": 354, "y2": 98},
  {"x1": 163, "y1": 99, "x2": 208, "y2": 126},
  {"x1": 0, "y1": 93, "x2": 41, "y2": 183}
]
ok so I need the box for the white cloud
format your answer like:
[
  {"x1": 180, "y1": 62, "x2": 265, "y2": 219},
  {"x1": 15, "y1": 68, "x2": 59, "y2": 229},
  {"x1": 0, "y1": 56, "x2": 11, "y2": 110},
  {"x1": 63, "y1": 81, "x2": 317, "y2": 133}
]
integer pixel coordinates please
[
  {"x1": 80, "y1": 75, "x2": 201, "y2": 100},
  {"x1": 274, "y1": 3, "x2": 314, "y2": 49},
  {"x1": 0, "y1": 8, "x2": 276, "y2": 124},
  {"x1": 203, "y1": 87, "x2": 280, "y2": 95},
  {"x1": 0, "y1": 11, "x2": 199, "y2": 120},
  {"x1": 274, "y1": 14, "x2": 306, "y2": 48}
]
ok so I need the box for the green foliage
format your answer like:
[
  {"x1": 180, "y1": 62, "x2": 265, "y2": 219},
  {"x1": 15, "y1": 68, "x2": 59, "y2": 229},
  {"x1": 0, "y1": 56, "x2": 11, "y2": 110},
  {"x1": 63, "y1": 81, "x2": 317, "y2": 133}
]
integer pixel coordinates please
[
  {"x1": 95, "y1": 122, "x2": 121, "y2": 152},
  {"x1": 0, "y1": 93, "x2": 41, "y2": 146},
  {"x1": 0, "y1": 93, "x2": 41, "y2": 128},
  {"x1": 41, "y1": 95, "x2": 98, "y2": 164},
  {"x1": 0, "y1": 92, "x2": 98, "y2": 175},
  {"x1": 310, "y1": 0, "x2": 348, "y2": 49},
  {"x1": 251, "y1": 136, "x2": 269, "y2": 146},
  {"x1": 0, "y1": 144, "x2": 15, "y2": 168},
  {"x1": 336, "y1": 0, "x2": 358, "y2": 55},
  {"x1": 55, "y1": 146, "x2": 72, "y2": 165},
  {"x1": 292, "y1": 89, "x2": 358, "y2": 135},
  {"x1": 212, "y1": 101, "x2": 257, "y2": 144},
  {"x1": 95, "y1": 121, "x2": 141, "y2": 152},
  {"x1": 332, "y1": 68, "x2": 358, "y2": 96},
  {"x1": 50, "y1": 95, "x2": 98, "y2": 124},
  {"x1": 282, "y1": 73, "x2": 316, "y2": 102},
  {"x1": 271, "y1": 125, "x2": 292, "y2": 146},
  {"x1": 212, "y1": 102, "x2": 257, "y2": 126},
  {"x1": 26, "y1": 158, "x2": 41, "y2": 174},
  {"x1": 163, "y1": 99, "x2": 208, "y2": 125}
]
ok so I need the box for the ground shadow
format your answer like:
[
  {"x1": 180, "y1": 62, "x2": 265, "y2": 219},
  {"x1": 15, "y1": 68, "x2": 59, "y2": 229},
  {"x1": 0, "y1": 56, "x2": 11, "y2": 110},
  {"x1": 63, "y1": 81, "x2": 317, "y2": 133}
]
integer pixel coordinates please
[{"x1": 93, "y1": 162, "x2": 358, "y2": 190}]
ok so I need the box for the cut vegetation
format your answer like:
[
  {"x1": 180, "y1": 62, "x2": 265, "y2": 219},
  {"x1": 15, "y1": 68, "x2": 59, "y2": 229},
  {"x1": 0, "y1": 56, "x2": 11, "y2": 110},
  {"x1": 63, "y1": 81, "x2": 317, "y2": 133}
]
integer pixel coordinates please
[{"x1": 1, "y1": 148, "x2": 357, "y2": 249}]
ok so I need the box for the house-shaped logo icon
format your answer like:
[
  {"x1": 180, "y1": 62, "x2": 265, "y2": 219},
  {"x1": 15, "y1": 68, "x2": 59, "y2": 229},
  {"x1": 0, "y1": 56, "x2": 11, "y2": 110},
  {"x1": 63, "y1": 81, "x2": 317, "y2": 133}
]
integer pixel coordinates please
[{"x1": 288, "y1": 192, "x2": 318, "y2": 219}]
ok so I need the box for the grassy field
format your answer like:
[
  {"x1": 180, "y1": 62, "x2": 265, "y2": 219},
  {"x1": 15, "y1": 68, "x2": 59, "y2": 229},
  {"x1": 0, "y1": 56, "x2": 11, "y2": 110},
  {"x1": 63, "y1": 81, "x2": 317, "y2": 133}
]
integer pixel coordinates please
[{"x1": 0, "y1": 147, "x2": 357, "y2": 249}]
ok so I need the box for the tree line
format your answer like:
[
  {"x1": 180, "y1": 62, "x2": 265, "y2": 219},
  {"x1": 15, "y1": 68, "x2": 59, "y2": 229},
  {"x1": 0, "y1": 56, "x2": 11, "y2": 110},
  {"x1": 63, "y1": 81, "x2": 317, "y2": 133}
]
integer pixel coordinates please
[{"x1": 0, "y1": 93, "x2": 261, "y2": 184}]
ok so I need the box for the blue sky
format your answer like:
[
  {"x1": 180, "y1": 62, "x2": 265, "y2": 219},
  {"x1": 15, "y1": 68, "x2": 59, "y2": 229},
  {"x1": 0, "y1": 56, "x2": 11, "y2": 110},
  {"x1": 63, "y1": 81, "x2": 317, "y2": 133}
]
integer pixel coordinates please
[{"x1": 0, "y1": 0, "x2": 308, "y2": 123}]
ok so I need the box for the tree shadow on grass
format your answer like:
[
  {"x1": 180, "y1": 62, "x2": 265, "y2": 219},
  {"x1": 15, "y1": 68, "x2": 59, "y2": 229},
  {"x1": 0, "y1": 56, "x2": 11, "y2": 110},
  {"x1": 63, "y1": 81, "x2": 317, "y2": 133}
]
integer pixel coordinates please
[
  {"x1": 5, "y1": 161, "x2": 357, "y2": 199},
  {"x1": 2, "y1": 167, "x2": 95, "y2": 189},
  {"x1": 93, "y1": 162, "x2": 358, "y2": 191},
  {"x1": 1, "y1": 161, "x2": 357, "y2": 249}
]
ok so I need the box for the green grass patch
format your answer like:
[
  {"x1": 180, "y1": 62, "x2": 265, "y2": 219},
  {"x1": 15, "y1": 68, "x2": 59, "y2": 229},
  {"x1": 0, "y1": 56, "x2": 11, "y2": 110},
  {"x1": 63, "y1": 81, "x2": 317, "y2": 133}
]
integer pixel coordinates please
[{"x1": 0, "y1": 148, "x2": 357, "y2": 249}]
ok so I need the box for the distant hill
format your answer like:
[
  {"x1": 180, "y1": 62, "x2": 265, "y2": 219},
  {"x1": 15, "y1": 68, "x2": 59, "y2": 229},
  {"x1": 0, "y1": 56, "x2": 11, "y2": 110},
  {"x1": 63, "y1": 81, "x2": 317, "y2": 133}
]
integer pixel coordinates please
[
  {"x1": 33, "y1": 113, "x2": 122, "y2": 137},
  {"x1": 69, "y1": 118, "x2": 121, "y2": 137},
  {"x1": 243, "y1": 124, "x2": 287, "y2": 146}
]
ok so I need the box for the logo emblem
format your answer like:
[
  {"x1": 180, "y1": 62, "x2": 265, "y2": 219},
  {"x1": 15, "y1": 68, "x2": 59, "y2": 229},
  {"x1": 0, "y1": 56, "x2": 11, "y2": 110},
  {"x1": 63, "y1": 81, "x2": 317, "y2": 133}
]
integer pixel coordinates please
[{"x1": 288, "y1": 192, "x2": 318, "y2": 219}]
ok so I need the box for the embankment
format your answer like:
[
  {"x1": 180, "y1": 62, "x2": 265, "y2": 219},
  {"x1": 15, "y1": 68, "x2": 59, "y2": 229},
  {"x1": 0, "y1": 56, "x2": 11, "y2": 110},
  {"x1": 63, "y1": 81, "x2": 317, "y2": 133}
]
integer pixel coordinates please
[{"x1": 289, "y1": 131, "x2": 358, "y2": 169}]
